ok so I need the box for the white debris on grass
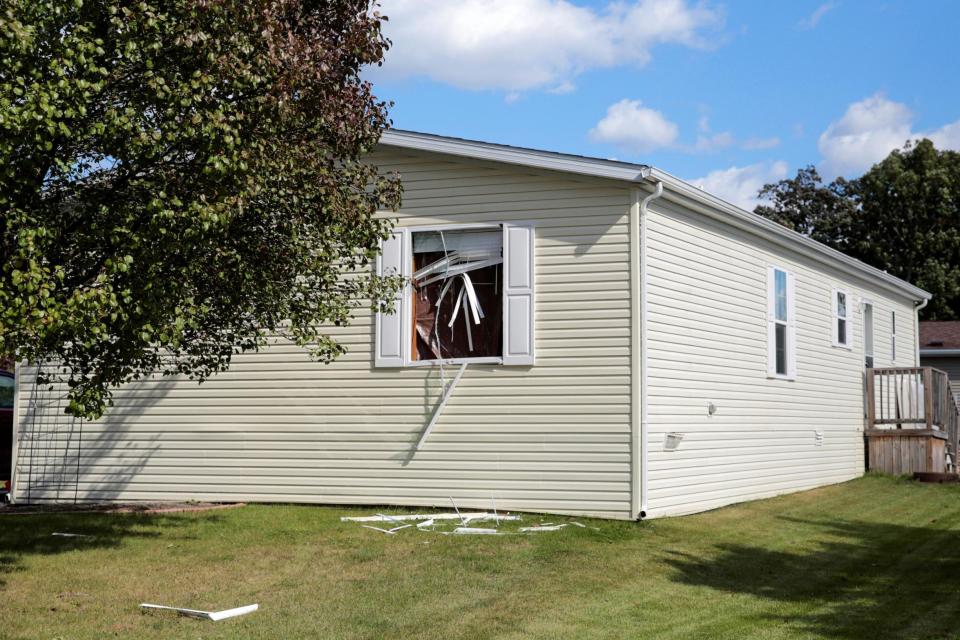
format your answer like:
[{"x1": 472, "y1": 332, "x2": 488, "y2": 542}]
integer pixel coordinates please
[
  {"x1": 345, "y1": 500, "x2": 596, "y2": 536},
  {"x1": 452, "y1": 527, "x2": 501, "y2": 535},
  {"x1": 341, "y1": 512, "x2": 520, "y2": 524},
  {"x1": 140, "y1": 603, "x2": 258, "y2": 621}
]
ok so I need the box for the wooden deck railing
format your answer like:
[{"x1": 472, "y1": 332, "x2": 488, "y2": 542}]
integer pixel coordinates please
[{"x1": 866, "y1": 367, "x2": 960, "y2": 468}]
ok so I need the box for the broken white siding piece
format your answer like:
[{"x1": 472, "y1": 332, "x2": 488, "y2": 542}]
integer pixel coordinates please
[
  {"x1": 519, "y1": 524, "x2": 568, "y2": 532},
  {"x1": 140, "y1": 603, "x2": 258, "y2": 621},
  {"x1": 340, "y1": 512, "x2": 520, "y2": 523},
  {"x1": 52, "y1": 532, "x2": 94, "y2": 538},
  {"x1": 416, "y1": 519, "x2": 435, "y2": 529},
  {"x1": 414, "y1": 365, "x2": 468, "y2": 452},
  {"x1": 361, "y1": 525, "x2": 396, "y2": 535},
  {"x1": 361, "y1": 524, "x2": 414, "y2": 535},
  {"x1": 453, "y1": 527, "x2": 501, "y2": 535}
]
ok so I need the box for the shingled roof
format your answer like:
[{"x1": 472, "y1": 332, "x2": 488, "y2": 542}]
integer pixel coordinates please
[{"x1": 920, "y1": 321, "x2": 960, "y2": 350}]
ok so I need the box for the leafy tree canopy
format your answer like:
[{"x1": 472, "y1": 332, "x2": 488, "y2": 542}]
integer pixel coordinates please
[
  {"x1": 754, "y1": 139, "x2": 960, "y2": 320},
  {"x1": 0, "y1": 0, "x2": 402, "y2": 418}
]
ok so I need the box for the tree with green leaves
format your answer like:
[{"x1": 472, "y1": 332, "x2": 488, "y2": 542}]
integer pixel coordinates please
[
  {"x1": 0, "y1": 0, "x2": 402, "y2": 418},
  {"x1": 755, "y1": 139, "x2": 960, "y2": 320}
]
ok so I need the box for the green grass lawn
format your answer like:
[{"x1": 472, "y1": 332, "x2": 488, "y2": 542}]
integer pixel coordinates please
[{"x1": 3, "y1": 474, "x2": 960, "y2": 639}]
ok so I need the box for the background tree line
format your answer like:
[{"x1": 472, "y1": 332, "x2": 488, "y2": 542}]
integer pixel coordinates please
[{"x1": 754, "y1": 139, "x2": 960, "y2": 319}]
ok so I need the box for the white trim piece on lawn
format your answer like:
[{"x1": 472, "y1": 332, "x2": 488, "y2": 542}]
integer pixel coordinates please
[
  {"x1": 340, "y1": 512, "x2": 521, "y2": 523},
  {"x1": 140, "y1": 603, "x2": 259, "y2": 621}
]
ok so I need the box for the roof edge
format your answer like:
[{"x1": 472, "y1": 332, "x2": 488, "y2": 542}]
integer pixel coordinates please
[
  {"x1": 646, "y1": 167, "x2": 931, "y2": 302},
  {"x1": 380, "y1": 129, "x2": 651, "y2": 183},
  {"x1": 377, "y1": 129, "x2": 930, "y2": 303}
]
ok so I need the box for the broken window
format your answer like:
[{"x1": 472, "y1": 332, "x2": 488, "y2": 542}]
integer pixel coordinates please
[
  {"x1": 375, "y1": 223, "x2": 535, "y2": 367},
  {"x1": 411, "y1": 229, "x2": 503, "y2": 361}
]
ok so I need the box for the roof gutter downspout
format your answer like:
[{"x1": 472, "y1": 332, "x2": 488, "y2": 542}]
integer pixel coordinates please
[
  {"x1": 631, "y1": 181, "x2": 663, "y2": 520},
  {"x1": 914, "y1": 297, "x2": 930, "y2": 366}
]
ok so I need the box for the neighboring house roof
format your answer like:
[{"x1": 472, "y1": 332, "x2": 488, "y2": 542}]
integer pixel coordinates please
[
  {"x1": 379, "y1": 129, "x2": 931, "y2": 303},
  {"x1": 920, "y1": 321, "x2": 960, "y2": 356}
]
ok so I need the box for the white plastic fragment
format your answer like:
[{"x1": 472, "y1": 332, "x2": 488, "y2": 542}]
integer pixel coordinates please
[
  {"x1": 340, "y1": 512, "x2": 520, "y2": 523},
  {"x1": 450, "y1": 496, "x2": 466, "y2": 526},
  {"x1": 519, "y1": 524, "x2": 569, "y2": 532},
  {"x1": 416, "y1": 519, "x2": 435, "y2": 529},
  {"x1": 415, "y1": 364, "x2": 468, "y2": 452},
  {"x1": 140, "y1": 603, "x2": 258, "y2": 621},
  {"x1": 361, "y1": 525, "x2": 396, "y2": 535},
  {"x1": 52, "y1": 532, "x2": 94, "y2": 538},
  {"x1": 453, "y1": 527, "x2": 501, "y2": 535}
]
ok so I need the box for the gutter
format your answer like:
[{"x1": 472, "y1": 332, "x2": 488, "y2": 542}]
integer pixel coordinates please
[
  {"x1": 914, "y1": 298, "x2": 930, "y2": 365},
  {"x1": 647, "y1": 167, "x2": 931, "y2": 302},
  {"x1": 380, "y1": 130, "x2": 651, "y2": 183},
  {"x1": 919, "y1": 349, "x2": 960, "y2": 357},
  {"x1": 631, "y1": 181, "x2": 663, "y2": 520}
]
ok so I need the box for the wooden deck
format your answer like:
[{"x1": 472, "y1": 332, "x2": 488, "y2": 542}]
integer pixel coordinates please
[{"x1": 865, "y1": 367, "x2": 960, "y2": 475}]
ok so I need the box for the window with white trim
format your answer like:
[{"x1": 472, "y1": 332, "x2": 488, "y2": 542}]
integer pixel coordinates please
[
  {"x1": 375, "y1": 223, "x2": 535, "y2": 367},
  {"x1": 891, "y1": 310, "x2": 897, "y2": 362},
  {"x1": 767, "y1": 266, "x2": 796, "y2": 379},
  {"x1": 832, "y1": 288, "x2": 852, "y2": 348}
]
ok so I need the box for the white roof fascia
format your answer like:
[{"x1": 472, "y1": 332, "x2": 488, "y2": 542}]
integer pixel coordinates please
[
  {"x1": 919, "y1": 349, "x2": 960, "y2": 357},
  {"x1": 377, "y1": 130, "x2": 930, "y2": 303},
  {"x1": 379, "y1": 130, "x2": 651, "y2": 183},
  {"x1": 646, "y1": 167, "x2": 931, "y2": 302}
]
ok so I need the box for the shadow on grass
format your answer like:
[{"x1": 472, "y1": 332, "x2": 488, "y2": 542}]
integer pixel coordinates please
[
  {"x1": 664, "y1": 516, "x2": 960, "y2": 639},
  {"x1": 0, "y1": 512, "x2": 220, "y2": 588}
]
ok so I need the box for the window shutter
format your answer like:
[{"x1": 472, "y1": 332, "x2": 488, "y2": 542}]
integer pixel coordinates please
[
  {"x1": 374, "y1": 229, "x2": 408, "y2": 367},
  {"x1": 502, "y1": 223, "x2": 535, "y2": 366},
  {"x1": 766, "y1": 266, "x2": 777, "y2": 377},
  {"x1": 786, "y1": 271, "x2": 797, "y2": 379}
]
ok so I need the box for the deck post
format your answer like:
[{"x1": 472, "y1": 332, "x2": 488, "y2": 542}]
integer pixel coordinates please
[
  {"x1": 865, "y1": 368, "x2": 875, "y2": 429},
  {"x1": 924, "y1": 367, "x2": 934, "y2": 430}
]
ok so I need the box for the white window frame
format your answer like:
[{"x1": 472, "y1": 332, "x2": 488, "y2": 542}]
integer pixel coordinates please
[
  {"x1": 891, "y1": 310, "x2": 897, "y2": 363},
  {"x1": 376, "y1": 221, "x2": 536, "y2": 368},
  {"x1": 767, "y1": 266, "x2": 796, "y2": 380},
  {"x1": 831, "y1": 288, "x2": 852, "y2": 349}
]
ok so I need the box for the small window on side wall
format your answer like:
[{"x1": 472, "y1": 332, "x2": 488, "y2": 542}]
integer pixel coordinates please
[
  {"x1": 767, "y1": 266, "x2": 796, "y2": 379},
  {"x1": 832, "y1": 288, "x2": 852, "y2": 349}
]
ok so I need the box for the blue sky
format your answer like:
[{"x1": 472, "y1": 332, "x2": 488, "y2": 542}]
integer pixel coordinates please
[{"x1": 369, "y1": 0, "x2": 960, "y2": 209}]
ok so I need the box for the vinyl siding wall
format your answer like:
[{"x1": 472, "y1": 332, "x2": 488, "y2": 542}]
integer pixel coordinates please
[
  {"x1": 13, "y1": 149, "x2": 636, "y2": 519},
  {"x1": 643, "y1": 197, "x2": 918, "y2": 518}
]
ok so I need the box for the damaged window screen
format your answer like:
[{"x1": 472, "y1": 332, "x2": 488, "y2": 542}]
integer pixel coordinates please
[{"x1": 412, "y1": 229, "x2": 503, "y2": 361}]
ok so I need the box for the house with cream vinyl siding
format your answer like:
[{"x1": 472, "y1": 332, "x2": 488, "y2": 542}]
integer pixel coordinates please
[{"x1": 9, "y1": 131, "x2": 930, "y2": 519}]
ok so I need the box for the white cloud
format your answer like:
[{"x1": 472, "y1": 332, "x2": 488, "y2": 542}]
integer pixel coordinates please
[
  {"x1": 742, "y1": 136, "x2": 781, "y2": 150},
  {"x1": 930, "y1": 120, "x2": 960, "y2": 149},
  {"x1": 799, "y1": 2, "x2": 837, "y2": 29},
  {"x1": 818, "y1": 93, "x2": 960, "y2": 177},
  {"x1": 693, "y1": 131, "x2": 735, "y2": 153},
  {"x1": 689, "y1": 161, "x2": 789, "y2": 211},
  {"x1": 588, "y1": 99, "x2": 679, "y2": 152},
  {"x1": 375, "y1": 0, "x2": 723, "y2": 92}
]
